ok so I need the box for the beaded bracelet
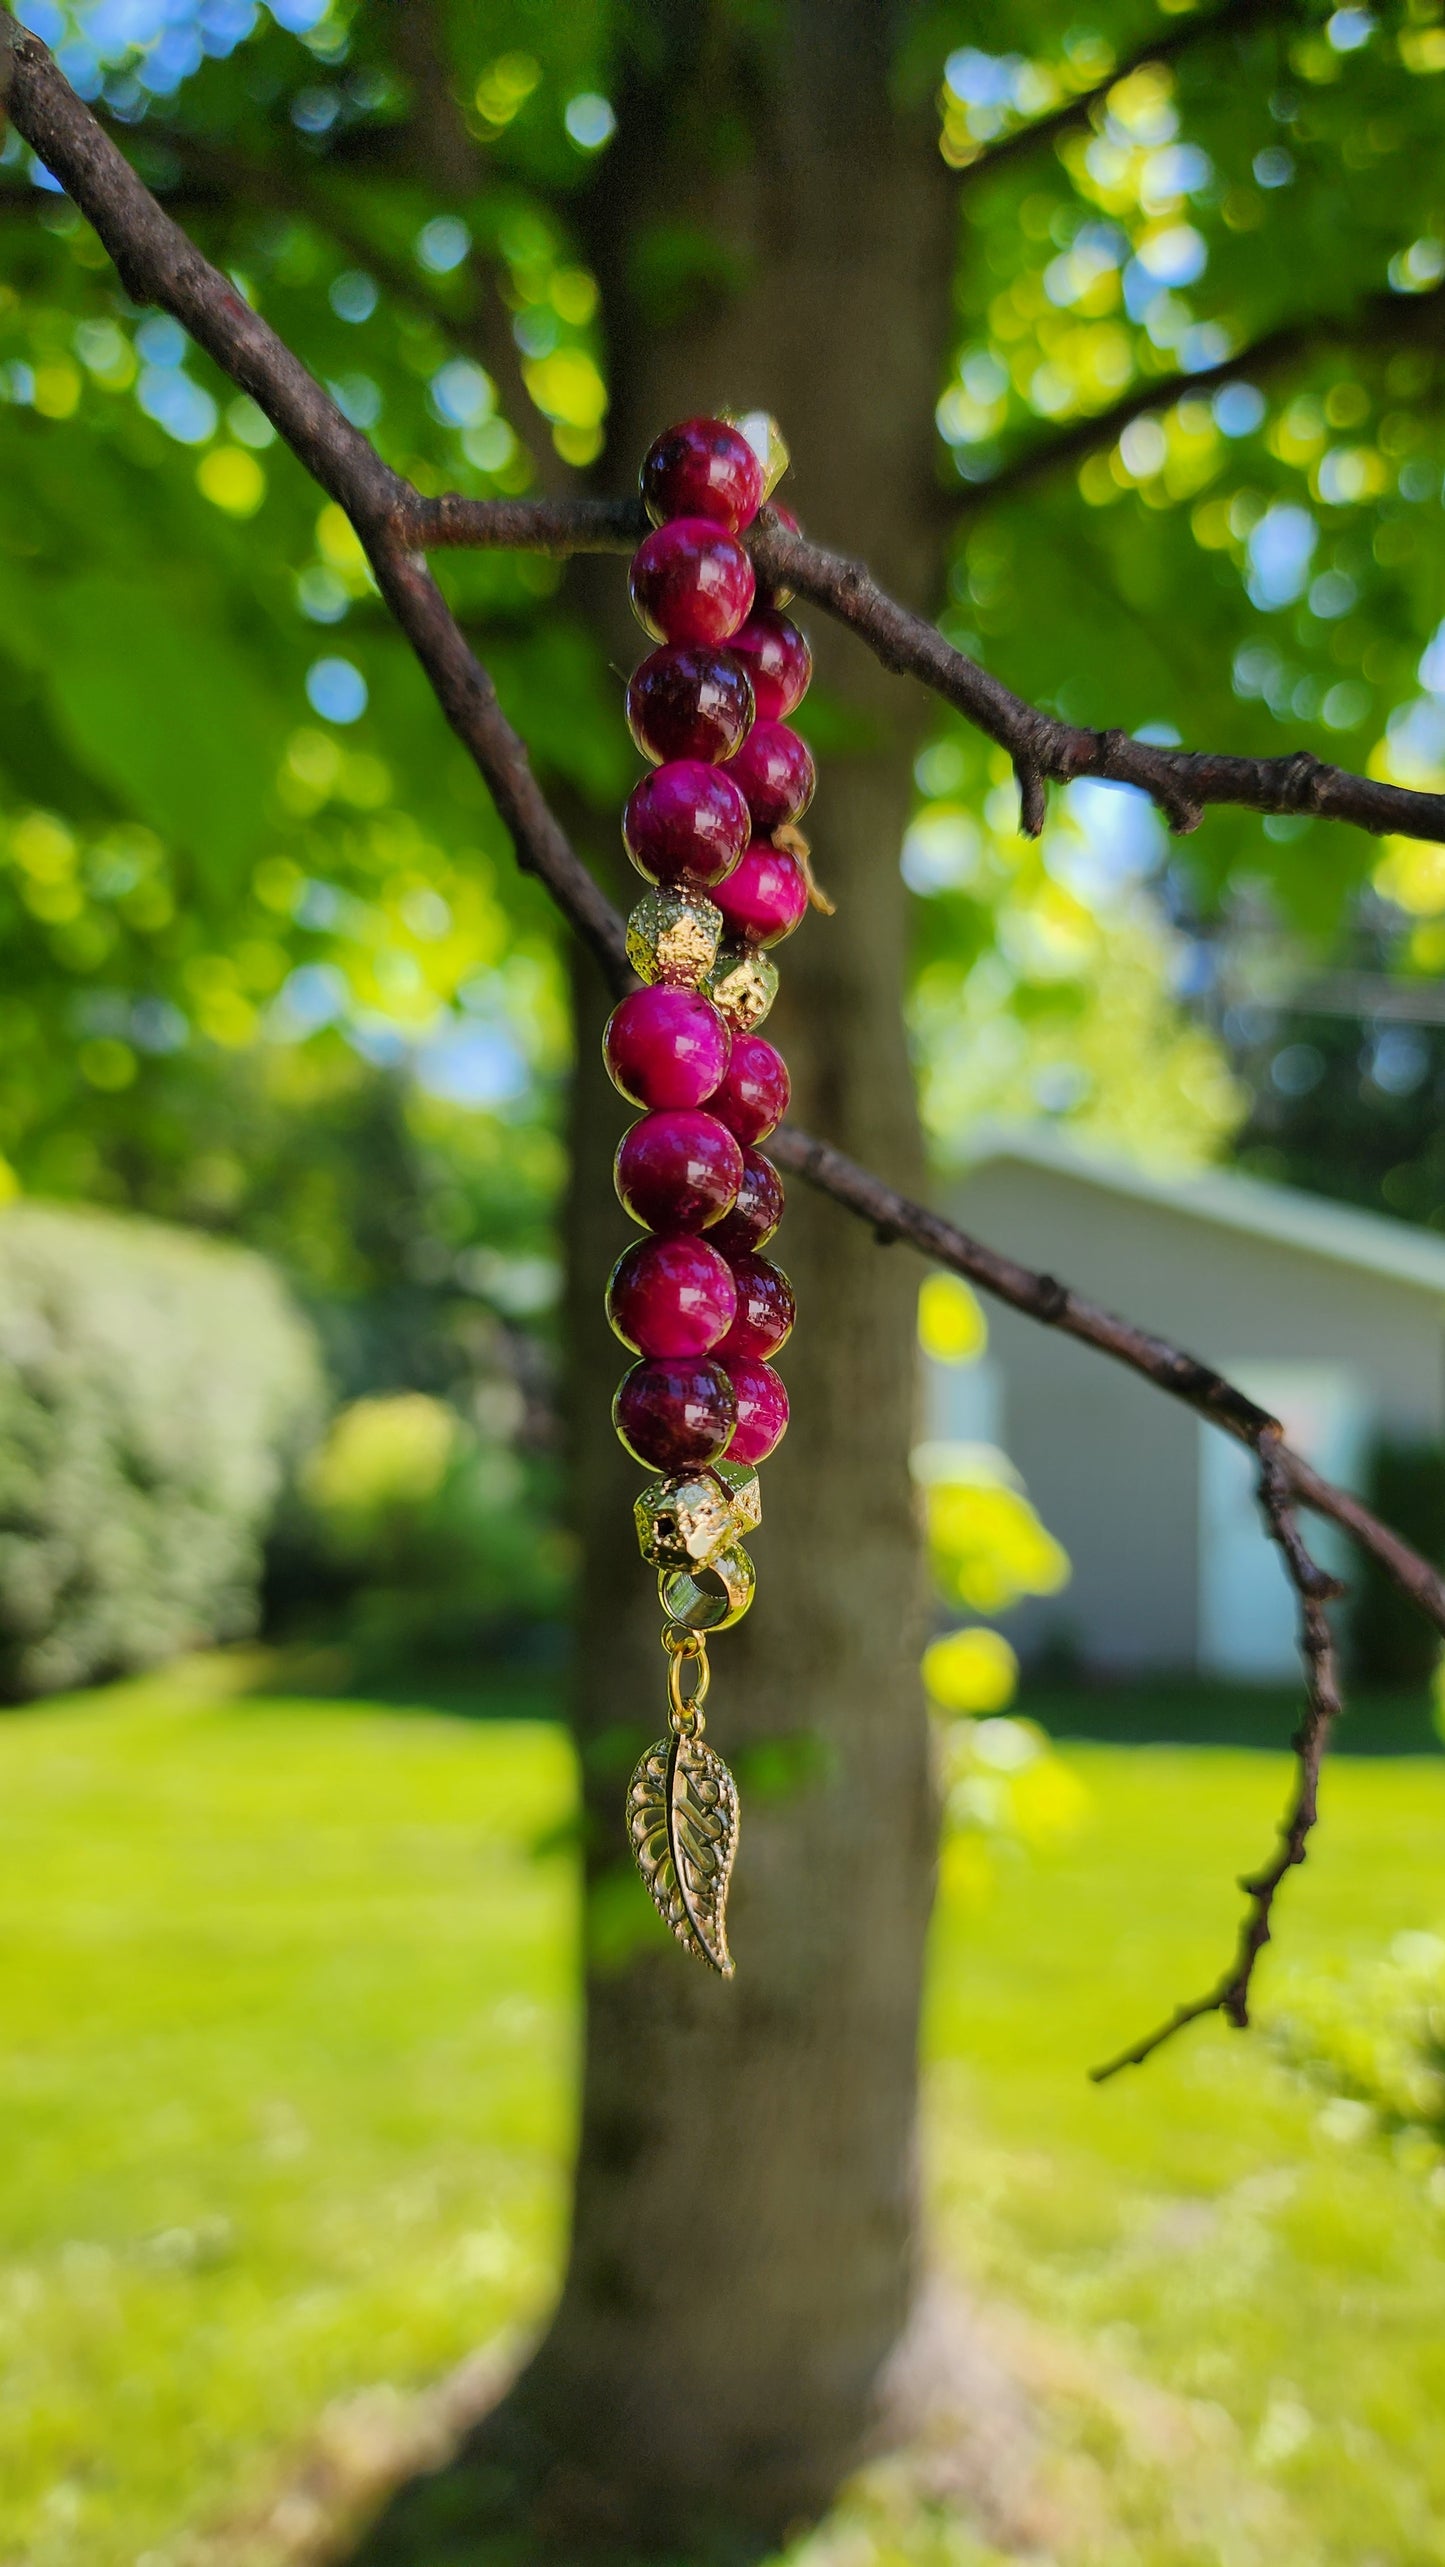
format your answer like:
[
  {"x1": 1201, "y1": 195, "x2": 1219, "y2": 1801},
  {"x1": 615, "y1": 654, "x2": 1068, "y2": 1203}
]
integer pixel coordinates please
[{"x1": 601, "y1": 414, "x2": 818, "y2": 1975}]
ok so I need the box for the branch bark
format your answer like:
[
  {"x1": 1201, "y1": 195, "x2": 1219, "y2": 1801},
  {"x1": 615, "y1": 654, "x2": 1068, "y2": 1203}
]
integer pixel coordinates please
[
  {"x1": 397, "y1": 491, "x2": 1445, "y2": 846},
  {"x1": 6, "y1": 15, "x2": 1443, "y2": 2088}
]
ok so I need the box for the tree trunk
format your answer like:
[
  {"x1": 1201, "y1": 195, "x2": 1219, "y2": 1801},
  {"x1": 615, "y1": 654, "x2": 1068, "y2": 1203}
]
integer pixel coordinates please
[{"x1": 354, "y1": 7, "x2": 955, "y2": 2557}]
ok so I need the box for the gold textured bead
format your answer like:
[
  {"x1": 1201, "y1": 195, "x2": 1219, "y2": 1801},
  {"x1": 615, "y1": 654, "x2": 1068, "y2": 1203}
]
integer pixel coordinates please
[
  {"x1": 634, "y1": 1461, "x2": 763, "y2": 1567},
  {"x1": 711, "y1": 1457, "x2": 762, "y2": 1536},
  {"x1": 626, "y1": 890, "x2": 723, "y2": 989},
  {"x1": 708, "y1": 940, "x2": 779, "y2": 1031},
  {"x1": 635, "y1": 1470, "x2": 737, "y2": 1569}
]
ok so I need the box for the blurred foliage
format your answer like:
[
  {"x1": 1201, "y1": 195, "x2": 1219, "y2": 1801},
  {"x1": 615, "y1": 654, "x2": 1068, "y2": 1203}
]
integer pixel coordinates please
[
  {"x1": 1267, "y1": 1928, "x2": 1445, "y2": 2169},
  {"x1": 285, "y1": 1387, "x2": 570, "y2": 1667},
  {"x1": 0, "y1": 1197, "x2": 322, "y2": 1694},
  {"x1": 914, "y1": 1275, "x2": 1086, "y2": 1879}
]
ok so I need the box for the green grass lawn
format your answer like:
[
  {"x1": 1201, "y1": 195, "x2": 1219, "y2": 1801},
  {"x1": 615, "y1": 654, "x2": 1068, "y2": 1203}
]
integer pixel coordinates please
[{"x1": 2, "y1": 1658, "x2": 1444, "y2": 2566}]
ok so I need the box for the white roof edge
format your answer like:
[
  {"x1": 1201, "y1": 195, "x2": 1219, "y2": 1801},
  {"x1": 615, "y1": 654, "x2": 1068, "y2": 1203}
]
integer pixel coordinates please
[{"x1": 953, "y1": 1121, "x2": 1445, "y2": 1299}]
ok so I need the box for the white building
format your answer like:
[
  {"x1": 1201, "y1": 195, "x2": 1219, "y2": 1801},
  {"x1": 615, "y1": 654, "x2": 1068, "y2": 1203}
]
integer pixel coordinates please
[{"x1": 937, "y1": 1130, "x2": 1445, "y2": 1681}]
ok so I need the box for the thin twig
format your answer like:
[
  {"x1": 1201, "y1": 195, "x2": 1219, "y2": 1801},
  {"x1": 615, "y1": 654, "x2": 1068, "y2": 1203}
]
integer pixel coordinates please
[{"x1": 1090, "y1": 1430, "x2": 1345, "y2": 2078}]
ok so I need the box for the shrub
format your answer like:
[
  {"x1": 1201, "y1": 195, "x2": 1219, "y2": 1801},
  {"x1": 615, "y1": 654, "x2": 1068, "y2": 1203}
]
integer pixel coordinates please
[
  {"x1": 1266, "y1": 1932, "x2": 1445, "y2": 2152},
  {"x1": 0, "y1": 1201, "x2": 324, "y2": 1698},
  {"x1": 292, "y1": 1390, "x2": 571, "y2": 1669}
]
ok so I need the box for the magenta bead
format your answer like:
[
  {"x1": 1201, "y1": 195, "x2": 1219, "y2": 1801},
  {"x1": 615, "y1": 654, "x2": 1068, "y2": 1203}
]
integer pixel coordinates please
[
  {"x1": 717, "y1": 1254, "x2": 795, "y2": 1361},
  {"x1": 630, "y1": 518, "x2": 756, "y2": 648},
  {"x1": 729, "y1": 721, "x2": 816, "y2": 834},
  {"x1": 713, "y1": 843, "x2": 809, "y2": 948},
  {"x1": 604, "y1": 987, "x2": 731, "y2": 1111},
  {"x1": 709, "y1": 1149, "x2": 784, "y2": 1255},
  {"x1": 724, "y1": 1358, "x2": 789, "y2": 1464},
  {"x1": 615, "y1": 1109, "x2": 743, "y2": 1233},
  {"x1": 641, "y1": 418, "x2": 764, "y2": 534},
  {"x1": 727, "y1": 609, "x2": 812, "y2": 723},
  {"x1": 709, "y1": 1034, "x2": 790, "y2": 1144},
  {"x1": 613, "y1": 1357, "x2": 737, "y2": 1471},
  {"x1": 608, "y1": 1236, "x2": 738, "y2": 1359},
  {"x1": 623, "y1": 759, "x2": 750, "y2": 891},
  {"x1": 627, "y1": 646, "x2": 755, "y2": 766},
  {"x1": 756, "y1": 500, "x2": 799, "y2": 606}
]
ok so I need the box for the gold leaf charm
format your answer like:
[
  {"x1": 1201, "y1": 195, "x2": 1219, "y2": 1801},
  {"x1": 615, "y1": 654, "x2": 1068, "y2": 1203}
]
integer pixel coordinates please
[{"x1": 627, "y1": 1728, "x2": 739, "y2": 1977}]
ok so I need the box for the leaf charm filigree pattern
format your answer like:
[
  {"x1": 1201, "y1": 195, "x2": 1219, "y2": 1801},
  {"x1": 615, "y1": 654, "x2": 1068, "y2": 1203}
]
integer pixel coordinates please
[{"x1": 627, "y1": 1731, "x2": 739, "y2": 1976}]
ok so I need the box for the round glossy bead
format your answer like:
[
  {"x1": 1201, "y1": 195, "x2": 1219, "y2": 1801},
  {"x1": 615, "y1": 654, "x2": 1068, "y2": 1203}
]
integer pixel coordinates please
[
  {"x1": 723, "y1": 1357, "x2": 789, "y2": 1465},
  {"x1": 623, "y1": 760, "x2": 750, "y2": 891},
  {"x1": 615, "y1": 1110, "x2": 743, "y2": 1232},
  {"x1": 727, "y1": 609, "x2": 812, "y2": 723},
  {"x1": 708, "y1": 1148, "x2": 784, "y2": 1255},
  {"x1": 729, "y1": 720, "x2": 816, "y2": 834},
  {"x1": 709, "y1": 1034, "x2": 790, "y2": 1144},
  {"x1": 630, "y1": 518, "x2": 756, "y2": 648},
  {"x1": 627, "y1": 646, "x2": 755, "y2": 766},
  {"x1": 641, "y1": 418, "x2": 764, "y2": 534},
  {"x1": 756, "y1": 499, "x2": 799, "y2": 606},
  {"x1": 603, "y1": 986, "x2": 730, "y2": 1110},
  {"x1": 713, "y1": 843, "x2": 809, "y2": 949},
  {"x1": 607, "y1": 1236, "x2": 738, "y2": 1359},
  {"x1": 613, "y1": 1357, "x2": 737, "y2": 1471},
  {"x1": 717, "y1": 1254, "x2": 795, "y2": 1360}
]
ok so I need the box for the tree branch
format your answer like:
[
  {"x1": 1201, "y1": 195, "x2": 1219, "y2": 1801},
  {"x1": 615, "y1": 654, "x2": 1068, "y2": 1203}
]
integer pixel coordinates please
[
  {"x1": 6, "y1": 17, "x2": 1442, "y2": 2078},
  {"x1": 396, "y1": 493, "x2": 1445, "y2": 846},
  {"x1": 1090, "y1": 1429, "x2": 1345, "y2": 2078}
]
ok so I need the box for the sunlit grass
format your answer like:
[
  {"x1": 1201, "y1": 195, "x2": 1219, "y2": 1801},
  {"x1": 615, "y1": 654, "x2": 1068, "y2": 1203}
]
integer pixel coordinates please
[
  {"x1": 0, "y1": 1655, "x2": 577, "y2": 2567},
  {"x1": 2, "y1": 1661, "x2": 1443, "y2": 2564}
]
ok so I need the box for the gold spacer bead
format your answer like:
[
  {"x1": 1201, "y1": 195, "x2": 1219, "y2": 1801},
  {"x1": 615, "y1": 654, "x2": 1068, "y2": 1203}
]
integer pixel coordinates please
[
  {"x1": 708, "y1": 940, "x2": 779, "y2": 1031},
  {"x1": 658, "y1": 1543, "x2": 755, "y2": 1632},
  {"x1": 626, "y1": 890, "x2": 723, "y2": 989},
  {"x1": 634, "y1": 1469, "x2": 738, "y2": 1569}
]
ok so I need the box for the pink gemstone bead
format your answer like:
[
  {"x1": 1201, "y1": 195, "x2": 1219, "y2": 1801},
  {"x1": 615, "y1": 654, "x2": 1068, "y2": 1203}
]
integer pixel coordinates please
[
  {"x1": 713, "y1": 843, "x2": 809, "y2": 948},
  {"x1": 630, "y1": 518, "x2": 756, "y2": 648},
  {"x1": 615, "y1": 1110, "x2": 743, "y2": 1233},
  {"x1": 607, "y1": 1236, "x2": 738, "y2": 1359},
  {"x1": 724, "y1": 1357, "x2": 789, "y2": 1465},
  {"x1": 756, "y1": 500, "x2": 799, "y2": 606},
  {"x1": 623, "y1": 760, "x2": 750, "y2": 890},
  {"x1": 709, "y1": 1034, "x2": 790, "y2": 1144},
  {"x1": 717, "y1": 1254, "x2": 795, "y2": 1361},
  {"x1": 613, "y1": 1357, "x2": 737, "y2": 1471},
  {"x1": 708, "y1": 1148, "x2": 784, "y2": 1255},
  {"x1": 603, "y1": 987, "x2": 731, "y2": 1111},
  {"x1": 729, "y1": 720, "x2": 816, "y2": 834},
  {"x1": 641, "y1": 418, "x2": 764, "y2": 533},
  {"x1": 627, "y1": 646, "x2": 755, "y2": 766},
  {"x1": 727, "y1": 609, "x2": 812, "y2": 723}
]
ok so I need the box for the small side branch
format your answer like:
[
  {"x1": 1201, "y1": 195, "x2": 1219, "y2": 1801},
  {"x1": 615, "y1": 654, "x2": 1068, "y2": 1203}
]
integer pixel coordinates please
[{"x1": 1090, "y1": 1429, "x2": 1346, "y2": 2080}]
